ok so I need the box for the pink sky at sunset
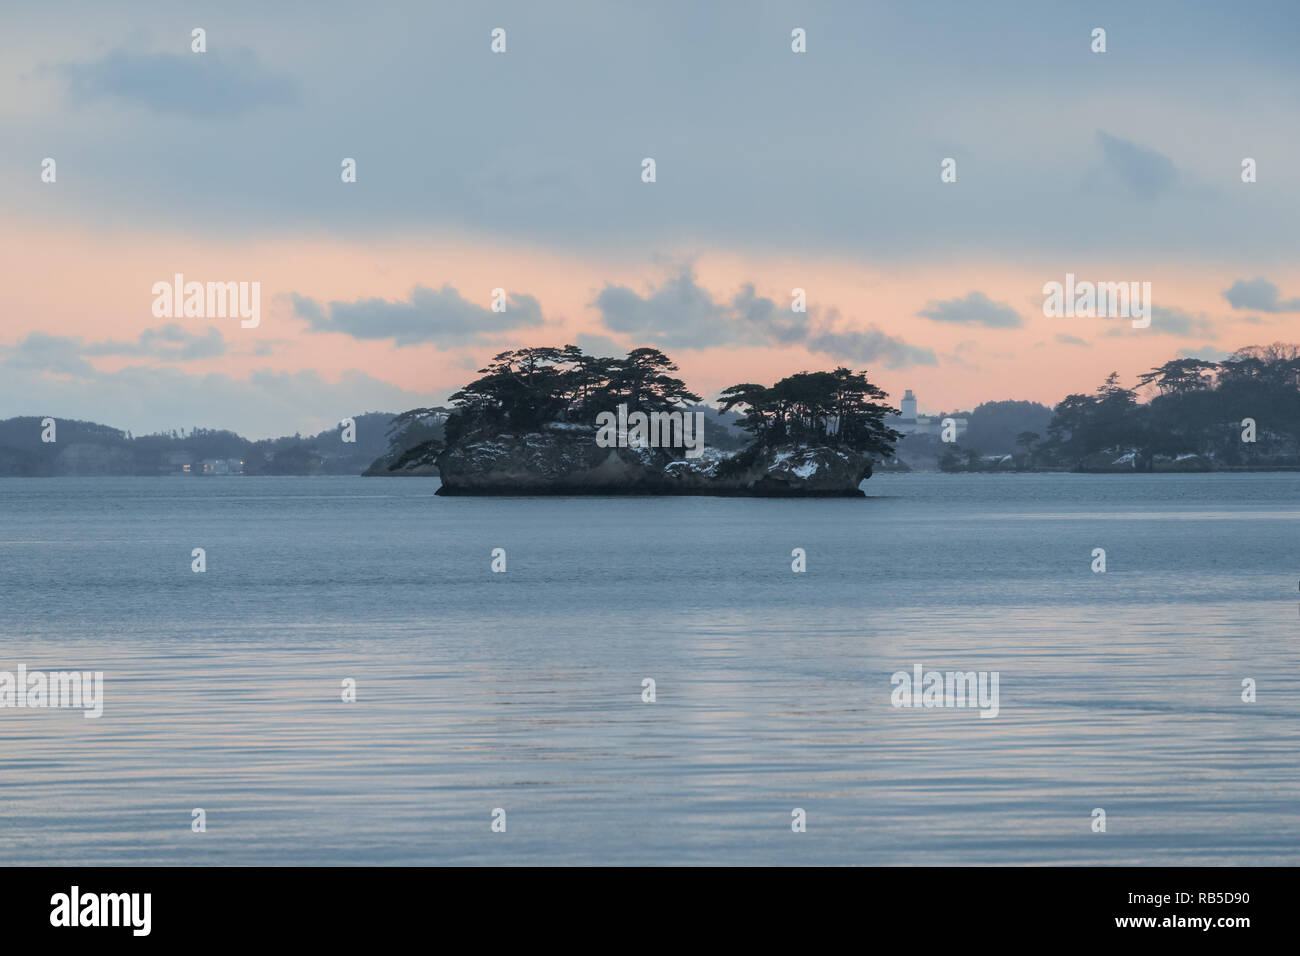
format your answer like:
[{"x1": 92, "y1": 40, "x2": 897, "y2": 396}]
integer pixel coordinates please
[{"x1": 2, "y1": 216, "x2": 1293, "y2": 436}]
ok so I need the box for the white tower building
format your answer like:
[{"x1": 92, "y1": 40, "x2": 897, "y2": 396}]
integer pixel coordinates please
[{"x1": 900, "y1": 389, "x2": 918, "y2": 421}]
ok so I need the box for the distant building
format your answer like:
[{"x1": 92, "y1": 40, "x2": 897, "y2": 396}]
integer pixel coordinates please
[
  {"x1": 200, "y1": 458, "x2": 245, "y2": 475},
  {"x1": 166, "y1": 452, "x2": 194, "y2": 474},
  {"x1": 888, "y1": 388, "x2": 968, "y2": 439}
]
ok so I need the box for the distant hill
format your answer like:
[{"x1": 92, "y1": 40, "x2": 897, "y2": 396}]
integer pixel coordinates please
[
  {"x1": 0, "y1": 405, "x2": 743, "y2": 477},
  {"x1": 962, "y1": 400, "x2": 1054, "y2": 455},
  {"x1": 0, "y1": 413, "x2": 400, "y2": 476}
]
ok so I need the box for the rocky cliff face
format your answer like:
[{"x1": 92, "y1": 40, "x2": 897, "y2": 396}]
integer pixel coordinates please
[{"x1": 429, "y1": 426, "x2": 872, "y2": 496}]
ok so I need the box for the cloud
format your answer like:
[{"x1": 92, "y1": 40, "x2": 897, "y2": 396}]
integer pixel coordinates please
[
  {"x1": 573, "y1": 333, "x2": 624, "y2": 357},
  {"x1": 61, "y1": 48, "x2": 296, "y2": 116},
  {"x1": 3, "y1": 325, "x2": 227, "y2": 374},
  {"x1": 1149, "y1": 307, "x2": 1217, "y2": 338},
  {"x1": 1222, "y1": 278, "x2": 1300, "y2": 313},
  {"x1": 917, "y1": 291, "x2": 1022, "y2": 328},
  {"x1": 1177, "y1": 346, "x2": 1233, "y2": 361},
  {"x1": 593, "y1": 265, "x2": 935, "y2": 368},
  {"x1": 3, "y1": 333, "x2": 96, "y2": 376},
  {"x1": 729, "y1": 283, "x2": 809, "y2": 344},
  {"x1": 1093, "y1": 131, "x2": 1178, "y2": 200},
  {"x1": 83, "y1": 324, "x2": 227, "y2": 360},
  {"x1": 593, "y1": 267, "x2": 761, "y2": 349},
  {"x1": 1055, "y1": 333, "x2": 1089, "y2": 346},
  {"x1": 292, "y1": 284, "x2": 545, "y2": 347},
  {"x1": 0, "y1": 3, "x2": 1292, "y2": 264},
  {"x1": 804, "y1": 328, "x2": 938, "y2": 369},
  {"x1": 1103, "y1": 306, "x2": 1215, "y2": 338}
]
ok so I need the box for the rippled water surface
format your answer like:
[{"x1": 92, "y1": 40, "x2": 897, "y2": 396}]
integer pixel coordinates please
[{"x1": 1, "y1": 473, "x2": 1297, "y2": 865}]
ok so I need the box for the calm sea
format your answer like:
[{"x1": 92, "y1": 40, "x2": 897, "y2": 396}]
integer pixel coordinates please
[{"x1": 1, "y1": 473, "x2": 1297, "y2": 865}]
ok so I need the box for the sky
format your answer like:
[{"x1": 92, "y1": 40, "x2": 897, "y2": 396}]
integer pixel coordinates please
[{"x1": 2, "y1": 0, "x2": 1298, "y2": 438}]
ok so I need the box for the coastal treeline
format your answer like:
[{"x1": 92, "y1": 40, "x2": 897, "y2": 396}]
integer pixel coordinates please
[
  {"x1": 0, "y1": 414, "x2": 397, "y2": 476},
  {"x1": 11, "y1": 342, "x2": 1298, "y2": 476},
  {"x1": 943, "y1": 343, "x2": 1300, "y2": 471}
]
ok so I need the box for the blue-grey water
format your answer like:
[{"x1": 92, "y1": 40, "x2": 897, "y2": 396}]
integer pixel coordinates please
[{"x1": 1, "y1": 473, "x2": 1298, "y2": 865}]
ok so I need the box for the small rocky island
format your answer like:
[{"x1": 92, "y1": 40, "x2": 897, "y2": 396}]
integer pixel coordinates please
[{"x1": 371, "y1": 346, "x2": 901, "y2": 497}]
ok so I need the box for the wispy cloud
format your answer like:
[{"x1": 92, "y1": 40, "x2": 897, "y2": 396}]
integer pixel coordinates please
[
  {"x1": 4, "y1": 325, "x2": 227, "y2": 375},
  {"x1": 594, "y1": 265, "x2": 936, "y2": 368},
  {"x1": 1103, "y1": 306, "x2": 1215, "y2": 338},
  {"x1": 1055, "y1": 333, "x2": 1089, "y2": 347},
  {"x1": 918, "y1": 291, "x2": 1022, "y2": 328},
  {"x1": 805, "y1": 326, "x2": 939, "y2": 369},
  {"x1": 292, "y1": 285, "x2": 546, "y2": 347},
  {"x1": 1093, "y1": 131, "x2": 1178, "y2": 200},
  {"x1": 1222, "y1": 277, "x2": 1300, "y2": 313},
  {"x1": 1177, "y1": 346, "x2": 1233, "y2": 361},
  {"x1": 61, "y1": 48, "x2": 296, "y2": 116}
]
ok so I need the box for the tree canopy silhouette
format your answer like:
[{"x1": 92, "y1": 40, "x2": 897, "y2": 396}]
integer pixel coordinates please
[{"x1": 719, "y1": 367, "x2": 901, "y2": 456}]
